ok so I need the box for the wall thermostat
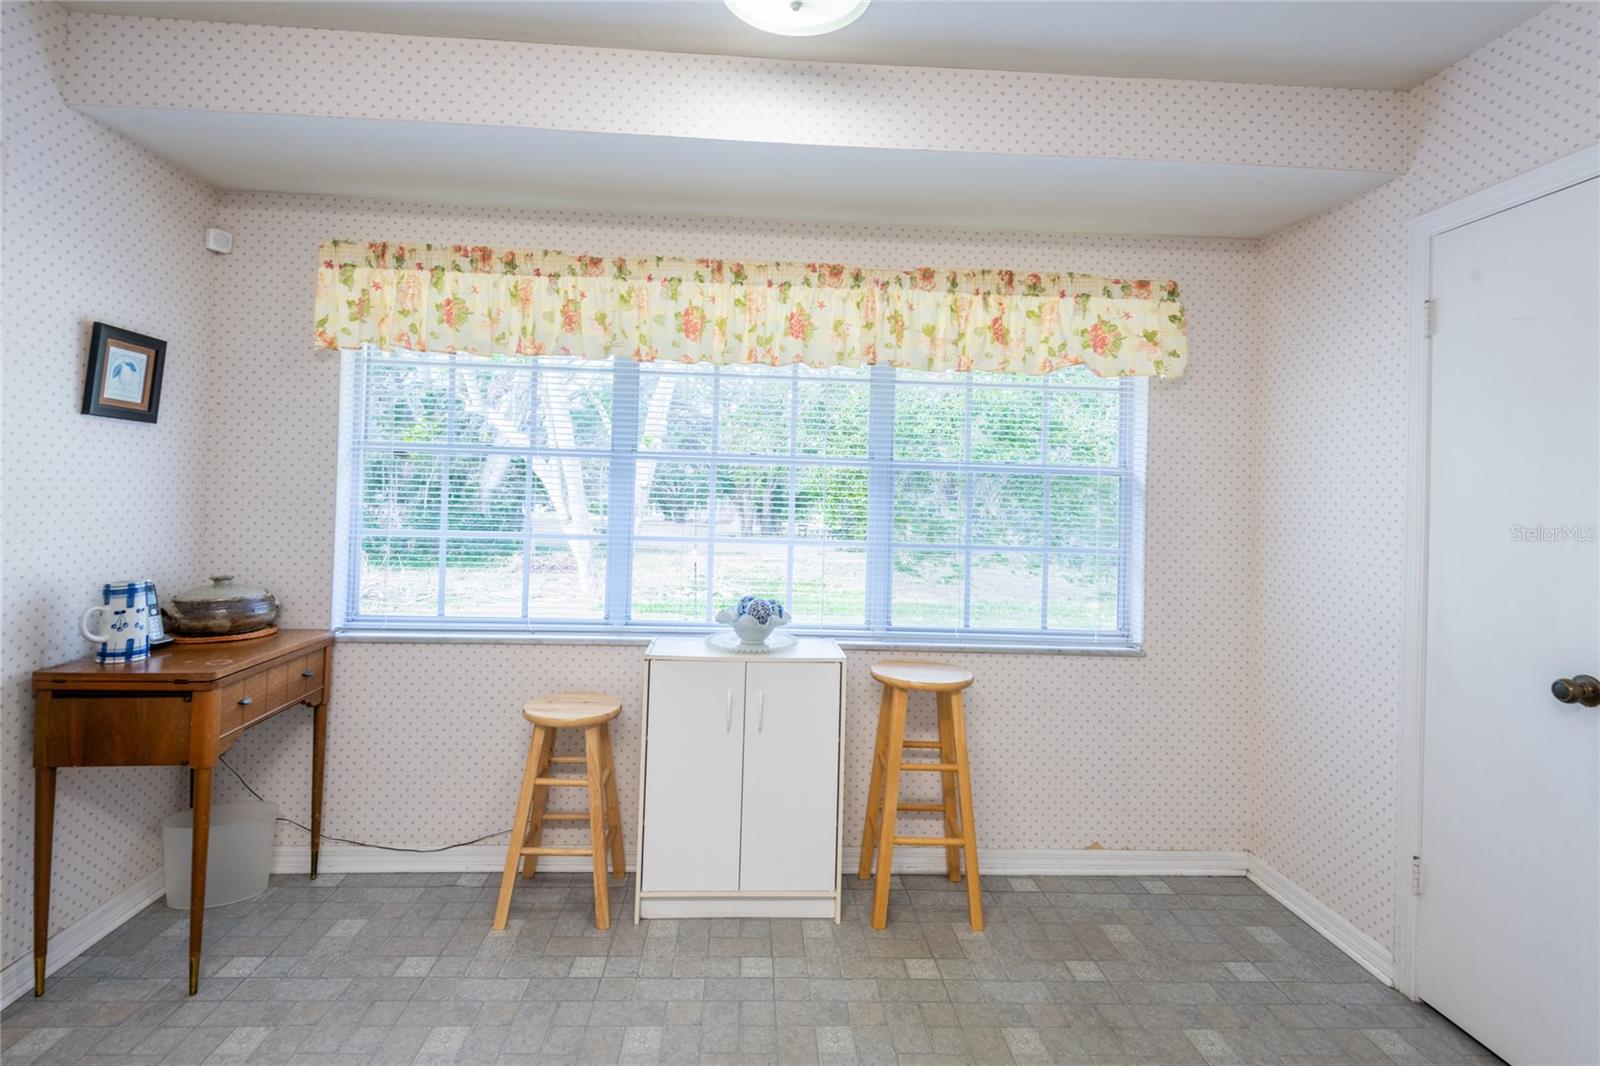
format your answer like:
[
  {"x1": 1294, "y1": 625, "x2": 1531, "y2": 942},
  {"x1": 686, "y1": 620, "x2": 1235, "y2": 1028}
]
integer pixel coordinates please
[{"x1": 205, "y1": 228, "x2": 233, "y2": 254}]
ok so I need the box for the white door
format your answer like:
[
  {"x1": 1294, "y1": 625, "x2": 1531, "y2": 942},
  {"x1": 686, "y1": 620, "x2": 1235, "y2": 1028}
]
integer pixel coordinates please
[
  {"x1": 739, "y1": 662, "x2": 841, "y2": 892},
  {"x1": 641, "y1": 660, "x2": 746, "y2": 893},
  {"x1": 1419, "y1": 176, "x2": 1599, "y2": 1065}
]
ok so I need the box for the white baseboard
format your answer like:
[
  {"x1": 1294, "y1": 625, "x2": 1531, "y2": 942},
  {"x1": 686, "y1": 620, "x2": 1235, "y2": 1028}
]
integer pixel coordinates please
[
  {"x1": 1, "y1": 869, "x2": 166, "y2": 1009},
  {"x1": 271, "y1": 844, "x2": 1251, "y2": 878},
  {"x1": 1247, "y1": 856, "x2": 1394, "y2": 986}
]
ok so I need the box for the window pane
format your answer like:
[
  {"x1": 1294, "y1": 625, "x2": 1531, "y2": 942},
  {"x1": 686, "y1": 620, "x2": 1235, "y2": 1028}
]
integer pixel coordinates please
[
  {"x1": 891, "y1": 549, "x2": 964, "y2": 628},
  {"x1": 893, "y1": 379, "x2": 965, "y2": 461},
  {"x1": 447, "y1": 454, "x2": 527, "y2": 533},
  {"x1": 362, "y1": 452, "x2": 441, "y2": 532},
  {"x1": 533, "y1": 360, "x2": 612, "y2": 451},
  {"x1": 971, "y1": 551, "x2": 1042, "y2": 629},
  {"x1": 715, "y1": 464, "x2": 792, "y2": 538},
  {"x1": 971, "y1": 385, "x2": 1043, "y2": 464},
  {"x1": 1046, "y1": 554, "x2": 1120, "y2": 632},
  {"x1": 638, "y1": 364, "x2": 712, "y2": 452},
  {"x1": 363, "y1": 359, "x2": 450, "y2": 444},
  {"x1": 1049, "y1": 475, "x2": 1121, "y2": 550},
  {"x1": 358, "y1": 536, "x2": 438, "y2": 616},
  {"x1": 894, "y1": 469, "x2": 966, "y2": 544},
  {"x1": 635, "y1": 461, "x2": 711, "y2": 537},
  {"x1": 530, "y1": 457, "x2": 608, "y2": 537},
  {"x1": 970, "y1": 473, "x2": 1044, "y2": 546},
  {"x1": 716, "y1": 367, "x2": 792, "y2": 455},
  {"x1": 530, "y1": 541, "x2": 605, "y2": 620},
  {"x1": 453, "y1": 357, "x2": 533, "y2": 447},
  {"x1": 795, "y1": 465, "x2": 867, "y2": 541},
  {"x1": 796, "y1": 372, "x2": 869, "y2": 458},
  {"x1": 711, "y1": 543, "x2": 789, "y2": 614},
  {"x1": 790, "y1": 546, "x2": 867, "y2": 626},
  {"x1": 1047, "y1": 389, "x2": 1121, "y2": 465},
  {"x1": 631, "y1": 541, "x2": 710, "y2": 621},
  {"x1": 443, "y1": 538, "x2": 522, "y2": 618}
]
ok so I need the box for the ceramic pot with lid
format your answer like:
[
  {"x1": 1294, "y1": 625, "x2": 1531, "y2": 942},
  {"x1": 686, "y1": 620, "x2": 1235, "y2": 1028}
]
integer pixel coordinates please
[{"x1": 162, "y1": 576, "x2": 279, "y2": 637}]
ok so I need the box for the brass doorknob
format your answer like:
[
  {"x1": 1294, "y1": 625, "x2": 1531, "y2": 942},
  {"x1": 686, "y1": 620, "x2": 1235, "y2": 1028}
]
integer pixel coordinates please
[{"x1": 1551, "y1": 674, "x2": 1600, "y2": 707}]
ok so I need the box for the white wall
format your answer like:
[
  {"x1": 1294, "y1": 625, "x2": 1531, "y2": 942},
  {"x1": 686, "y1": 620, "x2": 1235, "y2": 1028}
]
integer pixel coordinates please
[
  {"x1": 198, "y1": 193, "x2": 1259, "y2": 867},
  {"x1": 0, "y1": 1, "x2": 216, "y2": 968},
  {"x1": 1251, "y1": 1, "x2": 1600, "y2": 948}
]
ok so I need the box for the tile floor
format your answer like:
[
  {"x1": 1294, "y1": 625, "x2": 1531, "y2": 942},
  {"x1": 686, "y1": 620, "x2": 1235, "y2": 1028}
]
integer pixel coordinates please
[{"x1": 2, "y1": 872, "x2": 1499, "y2": 1064}]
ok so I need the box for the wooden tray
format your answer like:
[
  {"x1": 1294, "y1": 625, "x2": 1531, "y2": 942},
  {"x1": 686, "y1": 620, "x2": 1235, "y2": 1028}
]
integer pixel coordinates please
[{"x1": 169, "y1": 625, "x2": 278, "y2": 645}]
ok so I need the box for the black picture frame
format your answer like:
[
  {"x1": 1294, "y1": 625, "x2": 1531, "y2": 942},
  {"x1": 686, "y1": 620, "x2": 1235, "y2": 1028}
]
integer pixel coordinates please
[{"x1": 82, "y1": 322, "x2": 166, "y2": 423}]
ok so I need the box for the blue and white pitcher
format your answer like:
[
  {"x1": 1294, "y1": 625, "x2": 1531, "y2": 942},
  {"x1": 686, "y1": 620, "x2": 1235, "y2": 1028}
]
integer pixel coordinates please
[{"x1": 80, "y1": 580, "x2": 155, "y2": 663}]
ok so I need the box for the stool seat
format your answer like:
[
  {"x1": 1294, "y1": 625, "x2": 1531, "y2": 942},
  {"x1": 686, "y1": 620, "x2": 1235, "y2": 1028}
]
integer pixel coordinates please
[
  {"x1": 869, "y1": 661, "x2": 974, "y2": 692},
  {"x1": 523, "y1": 692, "x2": 622, "y2": 729}
]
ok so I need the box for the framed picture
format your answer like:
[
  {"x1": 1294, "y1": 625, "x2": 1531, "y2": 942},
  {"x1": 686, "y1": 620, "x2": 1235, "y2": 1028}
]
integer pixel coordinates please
[{"x1": 82, "y1": 322, "x2": 166, "y2": 423}]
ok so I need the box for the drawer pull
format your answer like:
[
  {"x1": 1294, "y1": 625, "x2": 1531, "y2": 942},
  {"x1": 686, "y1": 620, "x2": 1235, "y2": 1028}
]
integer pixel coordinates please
[
  {"x1": 725, "y1": 690, "x2": 733, "y2": 733},
  {"x1": 757, "y1": 691, "x2": 765, "y2": 733},
  {"x1": 301, "y1": 669, "x2": 315, "y2": 678},
  {"x1": 238, "y1": 696, "x2": 254, "y2": 706}
]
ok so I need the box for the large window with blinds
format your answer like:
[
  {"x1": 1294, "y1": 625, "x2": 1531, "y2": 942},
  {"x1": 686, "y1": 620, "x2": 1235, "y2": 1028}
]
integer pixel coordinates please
[{"x1": 339, "y1": 347, "x2": 1145, "y2": 647}]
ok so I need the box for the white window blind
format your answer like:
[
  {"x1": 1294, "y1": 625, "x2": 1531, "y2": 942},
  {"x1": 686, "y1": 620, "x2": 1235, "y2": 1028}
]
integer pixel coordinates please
[{"x1": 339, "y1": 347, "x2": 1145, "y2": 648}]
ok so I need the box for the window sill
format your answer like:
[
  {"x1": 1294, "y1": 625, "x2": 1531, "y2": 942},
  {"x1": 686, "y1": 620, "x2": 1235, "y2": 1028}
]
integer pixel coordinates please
[{"x1": 333, "y1": 627, "x2": 1144, "y2": 656}]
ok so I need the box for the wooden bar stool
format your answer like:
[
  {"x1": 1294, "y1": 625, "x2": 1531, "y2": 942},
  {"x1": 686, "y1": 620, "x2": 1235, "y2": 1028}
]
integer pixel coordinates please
[
  {"x1": 858, "y1": 661, "x2": 982, "y2": 931},
  {"x1": 493, "y1": 692, "x2": 626, "y2": 931}
]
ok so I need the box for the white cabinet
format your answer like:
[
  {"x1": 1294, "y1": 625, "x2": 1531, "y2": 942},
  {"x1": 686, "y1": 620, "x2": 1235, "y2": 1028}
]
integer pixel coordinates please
[{"x1": 636, "y1": 637, "x2": 845, "y2": 921}]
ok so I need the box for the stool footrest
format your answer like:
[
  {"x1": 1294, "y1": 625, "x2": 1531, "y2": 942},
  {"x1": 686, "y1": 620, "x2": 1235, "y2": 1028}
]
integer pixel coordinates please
[
  {"x1": 900, "y1": 762, "x2": 958, "y2": 772},
  {"x1": 895, "y1": 802, "x2": 946, "y2": 812},
  {"x1": 901, "y1": 739, "x2": 942, "y2": 749},
  {"x1": 534, "y1": 776, "x2": 590, "y2": 787},
  {"x1": 549, "y1": 755, "x2": 586, "y2": 765},
  {"x1": 521, "y1": 846, "x2": 594, "y2": 857},
  {"x1": 893, "y1": 836, "x2": 965, "y2": 847},
  {"x1": 542, "y1": 811, "x2": 589, "y2": 822}
]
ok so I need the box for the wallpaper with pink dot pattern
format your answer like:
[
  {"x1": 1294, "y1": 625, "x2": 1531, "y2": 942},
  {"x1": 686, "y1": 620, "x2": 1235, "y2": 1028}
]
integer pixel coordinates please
[
  {"x1": 196, "y1": 189, "x2": 1259, "y2": 887},
  {"x1": 4, "y1": 0, "x2": 1598, "y2": 974},
  {"x1": 1252, "y1": 1, "x2": 1600, "y2": 948},
  {"x1": 1, "y1": 0, "x2": 217, "y2": 969}
]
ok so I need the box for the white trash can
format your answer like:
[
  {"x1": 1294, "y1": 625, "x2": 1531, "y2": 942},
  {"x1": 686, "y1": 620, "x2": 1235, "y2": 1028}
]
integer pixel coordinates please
[{"x1": 162, "y1": 800, "x2": 276, "y2": 909}]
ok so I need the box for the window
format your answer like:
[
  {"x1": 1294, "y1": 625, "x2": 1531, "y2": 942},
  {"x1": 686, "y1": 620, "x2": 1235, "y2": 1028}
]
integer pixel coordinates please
[{"x1": 339, "y1": 347, "x2": 1145, "y2": 647}]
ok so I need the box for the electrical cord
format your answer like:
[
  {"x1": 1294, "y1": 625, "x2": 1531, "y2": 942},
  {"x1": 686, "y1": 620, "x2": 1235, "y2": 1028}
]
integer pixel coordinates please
[{"x1": 215, "y1": 754, "x2": 509, "y2": 854}]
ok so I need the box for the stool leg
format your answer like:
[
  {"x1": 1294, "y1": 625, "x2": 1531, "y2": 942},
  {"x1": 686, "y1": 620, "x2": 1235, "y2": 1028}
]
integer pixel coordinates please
[
  {"x1": 494, "y1": 725, "x2": 546, "y2": 930},
  {"x1": 857, "y1": 685, "x2": 892, "y2": 880},
  {"x1": 584, "y1": 726, "x2": 611, "y2": 931},
  {"x1": 870, "y1": 687, "x2": 907, "y2": 930},
  {"x1": 949, "y1": 691, "x2": 983, "y2": 931},
  {"x1": 600, "y1": 722, "x2": 626, "y2": 880},
  {"x1": 521, "y1": 727, "x2": 555, "y2": 879},
  {"x1": 936, "y1": 692, "x2": 961, "y2": 883}
]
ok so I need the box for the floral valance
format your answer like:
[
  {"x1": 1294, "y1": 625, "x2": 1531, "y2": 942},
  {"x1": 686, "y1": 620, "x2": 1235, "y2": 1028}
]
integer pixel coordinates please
[{"x1": 314, "y1": 241, "x2": 1188, "y2": 378}]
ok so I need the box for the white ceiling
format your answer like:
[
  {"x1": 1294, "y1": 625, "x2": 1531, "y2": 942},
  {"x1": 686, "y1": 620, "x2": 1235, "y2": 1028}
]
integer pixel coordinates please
[
  {"x1": 61, "y1": 1, "x2": 1546, "y2": 91},
  {"x1": 82, "y1": 106, "x2": 1395, "y2": 239}
]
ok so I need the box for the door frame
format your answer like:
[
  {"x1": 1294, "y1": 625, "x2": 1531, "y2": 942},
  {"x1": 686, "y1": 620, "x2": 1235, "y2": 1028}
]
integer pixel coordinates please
[{"x1": 1395, "y1": 144, "x2": 1600, "y2": 999}]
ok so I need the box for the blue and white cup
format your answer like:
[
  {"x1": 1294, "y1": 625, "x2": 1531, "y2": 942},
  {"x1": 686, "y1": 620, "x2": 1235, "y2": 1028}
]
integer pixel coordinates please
[{"x1": 81, "y1": 580, "x2": 155, "y2": 663}]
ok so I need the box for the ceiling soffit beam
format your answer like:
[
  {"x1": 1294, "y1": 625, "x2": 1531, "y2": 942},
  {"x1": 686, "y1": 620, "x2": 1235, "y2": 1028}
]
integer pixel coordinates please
[{"x1": 61, "y1": 11, "x2": 1408, "y2": 176}]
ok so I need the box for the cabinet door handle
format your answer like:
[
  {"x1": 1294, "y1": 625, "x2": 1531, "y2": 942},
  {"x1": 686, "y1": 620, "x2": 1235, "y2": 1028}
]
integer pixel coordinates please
[
  {"x1": 301, "y1": 669, "x2": 315, "y2": 678},
  {"x1": 238, "y1": 696, "x2": 253, "y2": 706},
  {"x1": 725, "y1": 690, "x2": 733, "y2": 732},
  {"x1": 757, "y1": 691, "x2": 765, "y2": 733}
]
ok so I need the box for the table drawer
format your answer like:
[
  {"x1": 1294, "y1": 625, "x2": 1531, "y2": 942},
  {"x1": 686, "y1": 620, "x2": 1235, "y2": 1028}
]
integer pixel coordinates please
[
  {"x1": 221, "y1": 671, "x2": 272, "y2": 735},
  {"x1": 291, "y1": 652, "x2": 325, "y2": 702}
]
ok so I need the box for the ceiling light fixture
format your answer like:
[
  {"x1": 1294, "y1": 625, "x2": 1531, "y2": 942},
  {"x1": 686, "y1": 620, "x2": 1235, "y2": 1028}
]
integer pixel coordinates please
[{"x1": 723, "y1": 0, "x2": 871, "y2": 37}]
